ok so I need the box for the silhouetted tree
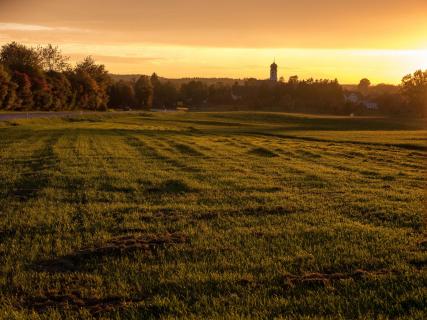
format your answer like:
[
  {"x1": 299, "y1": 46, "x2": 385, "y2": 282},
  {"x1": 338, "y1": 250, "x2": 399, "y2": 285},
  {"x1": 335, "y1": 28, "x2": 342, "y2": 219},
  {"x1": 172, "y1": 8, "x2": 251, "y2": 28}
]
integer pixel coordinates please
[
  {"x1": 109, "y1": 80, "x2": 135, "y2": 108},
  {"x1": 288, "y1": 75, "x2": 299, "y2": 84},
  {"x1": 37, "y1": 44, "x2": 70, "y2": 72},
  {"x1": 12, "y1": 71, "x2": 33, "y2": 110},
  {"x1": 75, "y1": 56, "x2": 110, "y2": 87},
  {"x1": 180, "y1": 81, "x2": 208, "y2": 106},
  {"x1": 0, "y1": 64, "x2": 10, "y2": 108},
  {"x1": 68, "y1": 70, "x2": 105, "y2": 110},
  {"x1": 0, "y1": 41, "x2": 423, "y2": 117},
  {"x1": 401, "y1": 70, "x2": 427, "y2": 116},
  {"x1": 150, "y1": 72, "x2": 162, "y2": 107},
  {"x1": 0, "y1": 42, "x2": 42, "y2": 74},
  {"x1": 160, "y1": 82, "x2": 178, "y2": 108},
  {"x1": 47, "y1": 71, "x2": 73, "y2": 110},
  {"x1": 73, "y1": 57, "x2": 111, "y2": 109},
  {"x1": 208, "y1": 82, "x2": 233, "y2": 105},
  {"x1": 358, "y1": 78, "x2": 371, "y2": 95},
  {"x1": 134, "y1": 75, "x2": 153, "y2": 109},
  {"x1": 31, "y1": 75, "x2": 53, "y2": 110}
]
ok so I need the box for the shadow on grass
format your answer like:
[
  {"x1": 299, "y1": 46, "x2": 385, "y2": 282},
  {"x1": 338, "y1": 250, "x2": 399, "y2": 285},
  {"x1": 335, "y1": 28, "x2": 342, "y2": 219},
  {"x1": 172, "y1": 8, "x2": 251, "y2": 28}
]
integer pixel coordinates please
[
  {"x1": 171, "y1": 142, "x2": 204, "y2": 156},
  {"x1": 7, "y1": 134, "x2": 60, "y2": 202},
  {"x1": 25, "y1": 289, "x2": 145, "y2": 316},
  {"x1": 248, "y1": 147, "x2": 278, "y2": 157},
  {"x1": 146, "y1": 179, "x2": 195, "y2": 194}
]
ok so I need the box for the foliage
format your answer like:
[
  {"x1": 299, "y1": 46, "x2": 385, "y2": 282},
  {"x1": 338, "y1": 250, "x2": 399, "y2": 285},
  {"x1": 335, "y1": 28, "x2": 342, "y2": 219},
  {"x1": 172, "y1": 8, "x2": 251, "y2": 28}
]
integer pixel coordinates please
[
  {"x1": 74, "y1": 56, "x2": 110, "y2": 109},
  {"x1": 151, "y1": 73, "x2": 178, "y2": 108},
  {"x1": 0, "y1": 64, "x2": 11, "y2": 108},
  {"x1": 12, "y1": 71, "x2": 33, "y2": 110},
  {"x1": 46, "y1": 71, "x2": 73, "y2": 110},
  {"x1": 108, "y1": 80, "x2": 135, "y2": 108},
  {"x1": 181, "y1": 80, "x2": 209, "y2": 105},
  {"x1": 358, "y1": 78, "x2": 371, "y2": 95},
  {"x1": 31, "y1": 75, "x2": 53, "y2": 110},
  {"x1": 75, "y1": 56, "x2": 111, "y2": 87},
  {"x1": 0, "y1": 42, "x2": 112, "y2": 111},
  {"x1": 134, "y1": 75, "x2": 153, "y2": 109},
  {"x1": 0, "y1": 42, "x2": 425, "y2": 117},
  {"x1": 401, "y1": 70, "x2": 427, "y2": 116},
  {"x1": 0, "y1": 41, "x2": 42, "y2": 74},
  {"x1": 68, "y1": 70, "x2": 106, "y2": 110},
  {"x1": 208, "y1": 82, "x2": 233, "y2": 104},
  {"x1": 37, "y1": 44, "x2": 70, "y2": 72}
]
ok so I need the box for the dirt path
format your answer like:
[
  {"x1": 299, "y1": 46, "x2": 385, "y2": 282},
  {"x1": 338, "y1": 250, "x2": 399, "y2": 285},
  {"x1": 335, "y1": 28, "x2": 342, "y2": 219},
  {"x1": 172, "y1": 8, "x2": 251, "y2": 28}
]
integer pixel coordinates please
[{"x1": 0, "y1": 111, "x2": 157, "y2": 121}]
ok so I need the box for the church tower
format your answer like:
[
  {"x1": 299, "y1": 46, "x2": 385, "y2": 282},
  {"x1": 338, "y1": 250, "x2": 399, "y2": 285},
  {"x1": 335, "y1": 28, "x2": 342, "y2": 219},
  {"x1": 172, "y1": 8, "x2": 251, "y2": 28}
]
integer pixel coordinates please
[{"x1": 270, "y1": 60, "x2": 278, "y2": 82}]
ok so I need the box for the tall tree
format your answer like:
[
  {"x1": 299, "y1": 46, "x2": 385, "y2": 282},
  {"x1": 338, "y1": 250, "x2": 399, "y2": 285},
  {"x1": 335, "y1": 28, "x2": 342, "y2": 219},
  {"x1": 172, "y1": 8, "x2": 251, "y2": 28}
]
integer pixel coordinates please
[
  {"x1": 31, "y1": 76, "x2": 52, "y2": 110},
  {"x1": 358, "y1": 78, "x2": 371, "y2": 95},
  {"x1": 150, "y1": 72, "x2": 162, "y2": 108},
  {"x1": 0, "y1": 64, "x2": 10, "y2": 108},
  {"x1": 0, "y1": 42, "x2": 42, "y2": 74},
  {"x1": 12, "y1": 71, "x2": 33, "y2": 110},
  {"x1": 180, "y1": 81, "x2": 208, "y2": 106},
  {"x1": 74, "y1": 57, "x2": 111, "y2": 109},
  {"x1": 134, "y1": 76, "x2": 153, "y2": 109},
  {"x1": 108, "y1": 80, "x2": 135, "y2": 108},
  {"x1": 401, "y1": 70, "x2": 427, "y2": 116},
  {"x1": 37, "y1": 44, "x2": 70, "y2": 72},
  {"x1": 75, "y1": 56, "x2": 110, "y2": 86},
  {"x1": 68, "y1": 70, "x2": 105, "y2": 110},
  {"x1": 47, "y1": 71, "x2": 73, "y2": 110}
]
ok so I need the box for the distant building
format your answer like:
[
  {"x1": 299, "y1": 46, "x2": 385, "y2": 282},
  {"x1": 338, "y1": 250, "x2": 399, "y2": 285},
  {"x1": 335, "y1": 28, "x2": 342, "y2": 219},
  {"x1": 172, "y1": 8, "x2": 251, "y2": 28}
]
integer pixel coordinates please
[
  {"x1": 270, "y1": 61, "x2": 278, "y2": 82},
  {"x1": 345, "y1": 92, "x2": 360, "y2": 104},
  {"x1": 344, "y1": 92, "x2": 378, "y2": 110},
  {"x1": 363, "y1": 101, "x2": 378, "y2": 110}
]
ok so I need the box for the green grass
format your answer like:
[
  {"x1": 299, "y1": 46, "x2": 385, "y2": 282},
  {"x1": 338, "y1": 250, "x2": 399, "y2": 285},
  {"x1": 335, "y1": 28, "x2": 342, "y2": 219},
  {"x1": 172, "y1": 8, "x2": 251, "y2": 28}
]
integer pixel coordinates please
[{"x1": 0, "y1": 112, "x2": 426, "y2": 319}]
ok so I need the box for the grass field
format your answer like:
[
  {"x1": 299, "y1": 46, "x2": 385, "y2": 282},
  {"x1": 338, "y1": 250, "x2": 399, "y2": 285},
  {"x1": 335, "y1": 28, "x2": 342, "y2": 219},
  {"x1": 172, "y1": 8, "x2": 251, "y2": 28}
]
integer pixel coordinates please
[{"x1": 0, "y1": 112, "x2": 426, "y2": 319}]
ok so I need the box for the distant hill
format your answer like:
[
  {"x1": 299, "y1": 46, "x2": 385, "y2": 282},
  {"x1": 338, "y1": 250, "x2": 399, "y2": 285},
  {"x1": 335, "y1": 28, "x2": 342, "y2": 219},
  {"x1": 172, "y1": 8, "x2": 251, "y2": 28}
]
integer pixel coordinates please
[{"x1": 111, "y1": 74, "x2": 244, "y2": 87}]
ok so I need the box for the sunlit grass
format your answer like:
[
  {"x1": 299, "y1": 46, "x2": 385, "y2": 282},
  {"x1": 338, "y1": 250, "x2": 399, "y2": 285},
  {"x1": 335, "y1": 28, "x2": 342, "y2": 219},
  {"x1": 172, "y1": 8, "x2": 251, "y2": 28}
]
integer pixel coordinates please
[{"x1": 0, "y1": 112, "x2": 426, "y2": 319}]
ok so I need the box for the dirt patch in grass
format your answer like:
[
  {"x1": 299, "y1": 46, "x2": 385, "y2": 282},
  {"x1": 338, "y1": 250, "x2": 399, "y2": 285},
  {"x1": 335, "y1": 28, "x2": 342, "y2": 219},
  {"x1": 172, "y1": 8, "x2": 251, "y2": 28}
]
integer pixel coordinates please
[
  {"x1": 248, "y1": 147, "x2": 278, "y2": 157},
  {"x1": 192, "y1": 205, "x2": 296, "y2": 221},
  {"x1": 233, "y1": 205, "x2": 295, "y2": 217},
  {"x1": 25, "y1": 289, "x2": 143, "y2": 316},
  {"x1": 281, "y1": 269, "x2": 398, "y2": 288},
  {"x1": 36, "y1": 233, "x2": 188, "y2": 273}
]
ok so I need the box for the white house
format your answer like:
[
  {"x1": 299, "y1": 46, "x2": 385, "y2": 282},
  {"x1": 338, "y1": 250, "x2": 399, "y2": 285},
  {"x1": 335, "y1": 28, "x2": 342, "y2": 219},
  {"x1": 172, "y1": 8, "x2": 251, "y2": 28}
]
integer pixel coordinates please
[{"x1": 344, "y1": 92, "x2": 378, "y2": 110}]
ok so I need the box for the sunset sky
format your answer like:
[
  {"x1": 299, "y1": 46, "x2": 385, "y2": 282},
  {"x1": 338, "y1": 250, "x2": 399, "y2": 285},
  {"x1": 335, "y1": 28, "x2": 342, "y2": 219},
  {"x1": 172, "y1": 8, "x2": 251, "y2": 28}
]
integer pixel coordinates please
[{"x1": 1, "y1": 0, "x2": 426, "y2": 84}]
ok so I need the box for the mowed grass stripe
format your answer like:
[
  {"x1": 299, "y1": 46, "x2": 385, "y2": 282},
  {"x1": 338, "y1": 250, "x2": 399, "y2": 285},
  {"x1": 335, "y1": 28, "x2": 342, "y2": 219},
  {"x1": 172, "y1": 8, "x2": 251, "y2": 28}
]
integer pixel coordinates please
[{"x1": 0, "y1": 112, "x2": 425, "y2": 319}]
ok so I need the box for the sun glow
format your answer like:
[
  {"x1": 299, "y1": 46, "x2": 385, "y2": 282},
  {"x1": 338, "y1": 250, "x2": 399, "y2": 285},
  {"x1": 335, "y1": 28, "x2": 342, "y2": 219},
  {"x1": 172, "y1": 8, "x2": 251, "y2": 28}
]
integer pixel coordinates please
[
  {"x1": 0, "y1": 0, "x2": 426, "y2": 84},
  {"x1": 52, "y1": 44, "x2": 427, "y2": 84}
]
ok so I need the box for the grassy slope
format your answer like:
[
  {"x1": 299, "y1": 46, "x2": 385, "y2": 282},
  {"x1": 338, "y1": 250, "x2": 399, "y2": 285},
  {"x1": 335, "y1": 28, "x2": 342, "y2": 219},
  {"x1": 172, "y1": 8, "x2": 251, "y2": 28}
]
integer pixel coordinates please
[{"x1": 0, "y1": 112, "x2": 426, "y2": 319}]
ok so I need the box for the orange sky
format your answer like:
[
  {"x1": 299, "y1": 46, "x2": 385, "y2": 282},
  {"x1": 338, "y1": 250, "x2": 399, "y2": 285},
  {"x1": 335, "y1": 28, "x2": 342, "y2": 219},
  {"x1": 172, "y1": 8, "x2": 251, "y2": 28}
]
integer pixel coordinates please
[{"x1": 0, "y1": 0, "x2": 426, "y2": 83}]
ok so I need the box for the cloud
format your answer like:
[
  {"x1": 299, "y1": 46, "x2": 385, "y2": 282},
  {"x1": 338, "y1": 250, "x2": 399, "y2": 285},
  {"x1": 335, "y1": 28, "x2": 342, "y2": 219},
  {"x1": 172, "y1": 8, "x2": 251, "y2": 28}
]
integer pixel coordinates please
[
  {"x1": 0, "y1": 23, "x2": 52, "y2": 31},
  {"x1": 0, "y1": 23, "x2": 90, "y2": 33},
  {"x1": 70, "y1": 54, "x2": 163, "y2": 64}
]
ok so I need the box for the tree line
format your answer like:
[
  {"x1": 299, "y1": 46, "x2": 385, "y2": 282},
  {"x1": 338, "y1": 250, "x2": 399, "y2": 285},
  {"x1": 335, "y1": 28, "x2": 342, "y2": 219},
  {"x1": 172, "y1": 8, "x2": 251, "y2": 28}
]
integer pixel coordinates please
[
  {"x1": 0, "y1": 42, "x2": 425, "y2": 117},
  {"x1": 0, "y1": 42, "x2": 158, "y2": 111}
]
